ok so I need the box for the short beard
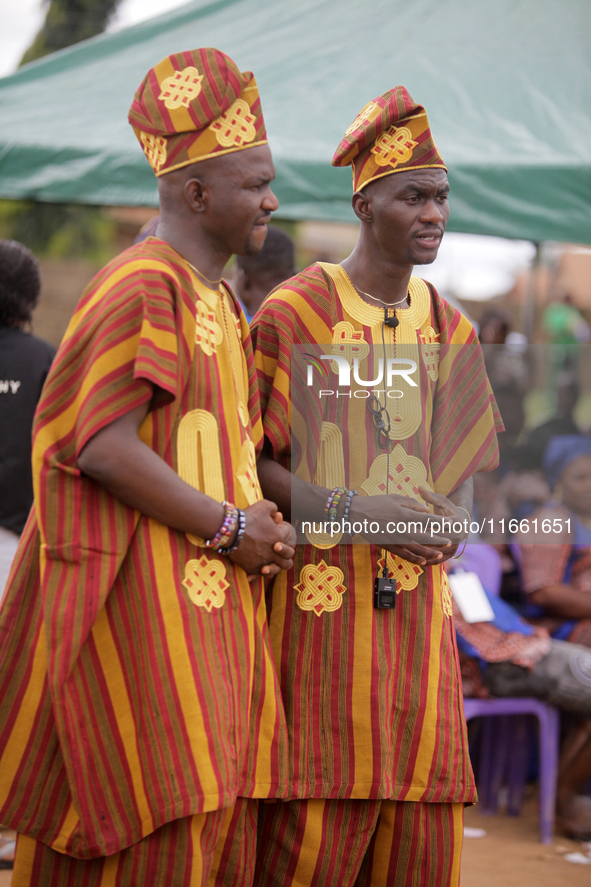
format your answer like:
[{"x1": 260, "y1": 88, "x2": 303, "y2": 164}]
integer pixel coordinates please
[
  {"x1": 242, "y1": 229, "x2": 266, "y2": 257},
  {"x1": 408, "y1": 248, "x2": 438, "y2": 266},
  {"x1": 243, "y1": 240, "x2": 262, "y2": 257}
]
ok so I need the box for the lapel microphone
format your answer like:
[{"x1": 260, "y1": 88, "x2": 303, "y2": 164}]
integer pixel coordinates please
[{"x1": 384, "y1": 307, "x2": 399, "y2": 329}]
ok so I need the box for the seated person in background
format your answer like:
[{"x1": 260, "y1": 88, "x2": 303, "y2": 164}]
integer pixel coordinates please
[
  {"x1": 232, "y1": 225, "x2": 295, "y2": 322},
  {"x1": 450, "y1": 544, "x2": 591, "y2": 838},
  {"x1": 517, "y1": 435, "x2": 591, "y2": 648}
]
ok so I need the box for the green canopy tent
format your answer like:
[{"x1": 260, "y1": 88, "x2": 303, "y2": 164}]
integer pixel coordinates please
[{"x1": 0, "y1": 0, "x2": 590, "y2": 242}]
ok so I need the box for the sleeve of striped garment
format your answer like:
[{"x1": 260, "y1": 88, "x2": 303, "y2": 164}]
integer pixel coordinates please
[
  {"x1": 251, "y1": 294, "x2": 294, "y2": 467},
  {"x1": 0, "y1": 249, "x2": 197, "y2": 854},
  {"x1": 428, "y1": 291, "x2": 505, "y2": 497},
  {"x1": 34, "y1": 252, "x2": 195, "y2": 682}
]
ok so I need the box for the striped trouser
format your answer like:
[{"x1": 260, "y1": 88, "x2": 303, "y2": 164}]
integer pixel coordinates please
[
  {"x1": 12, "y1": 799, "x2": 257, "y2": 887},
  {"x1": 254, "y1": 799, "x2": 464, "y2": 887}
]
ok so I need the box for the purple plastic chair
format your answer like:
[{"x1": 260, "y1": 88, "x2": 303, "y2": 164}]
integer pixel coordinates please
[{"x1": 463, "y1": 697, "x2": 560, "y2": 844}]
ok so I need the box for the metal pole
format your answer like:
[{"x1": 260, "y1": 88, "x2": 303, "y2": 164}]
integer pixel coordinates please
[{"x1": 522, "y1": 242, "x2": 541, "y2": 342}]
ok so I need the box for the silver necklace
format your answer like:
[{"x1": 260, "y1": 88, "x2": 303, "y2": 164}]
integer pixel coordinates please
[{"x1": 352, "y1": 284, "x2": 409, "y2": 308}]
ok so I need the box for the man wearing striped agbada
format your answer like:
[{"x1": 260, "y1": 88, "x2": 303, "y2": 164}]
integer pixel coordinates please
[
  {"x1": 0, "y1": 48, "x2": 294, "y2": 886},
  {"x1": 250, "y1": 88, "x2": 504, "y2": 886}
]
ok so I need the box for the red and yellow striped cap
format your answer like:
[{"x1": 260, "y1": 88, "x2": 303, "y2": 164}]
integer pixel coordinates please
[
  {"x1": 128, "y1": 48, "x2": 267, "y2": 177},
  {"x1": 332, "y1": 86, "x2": 446, "y2": 192}
]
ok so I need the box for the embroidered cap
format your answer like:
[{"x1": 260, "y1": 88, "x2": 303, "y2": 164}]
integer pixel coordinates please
[
  {"x1": 128, "y1": 48, "x2": 267, "y2": 176},
  {"x1": 332, "y1": 86, "x2": 446, "y2": 192}
]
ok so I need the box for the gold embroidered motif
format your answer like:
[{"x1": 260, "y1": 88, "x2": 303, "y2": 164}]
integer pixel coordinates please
[
  {"x1": 236, "y1": 438, "x2": 262, "y2": 505},
  {"x1": 377, "y1": 553, "x2": 424, "y2": 591},
  {"x1": 219, "y1": 290, "x2": 250, "y2": 427},
  {"x1": 177, "y1": 410, "x2": 225, "y2": 545},
  {"x1": 345, "y1": 101, "x2": 379, "y2": 135},
  {"x1": 158, "y1": 67, "x2": 204, "y2": 109},
  {"x1": 231, "y1": 310, "x2": 242, "y2": 337},
  {"x1": 312, "y1": 423, "x2": 345, "y2": 489},
  {"x1": 182, "y1": 556, "x2": 228, "y2": 612},
  {"x1": 295, "y1": 562, "x2": 346, "y2": 616},
  {"x1": 211, "y1": 99, "x2": 256, "y2": 148},
  {"x1": 195, "y1": 301, "x2": 223, "y2": 355},
  {"x1": 331, "y1": 321, "x2": 370, "y2": 371},
  {"x1": 393, "y1": 346, "x2": 422, "y2": 439},
  {"x1": 361, "y1": 445, "x2": 430, "y2": 501},
  {"x1": 418, "y1": 327, "x2": 440, "y2": 381},
  {"x1": 370, "y1": 342, "x2": 423, "y2": 441},
  {"x1": 305, "y1": 423, "x2": 345, "y2": 549},
  {"x1": 318, "y1": 265, "x2": 431, "y2": 344},
  {"x1": 320, "y1": 267, "x2": 435, "y2": 441},
  {"x1": 441, "y1": 569, "x2": 453, "y2": 617},
  {"x1": 140, "y1": 132, "x2": 167, "y2": 172},
  {"x1": 197, "y1": 287, "x2": 219, "y2": 310},
  {"x1": 237, "y1": 402, "x2": 249, "y2": 427},
  {"x1": 371, "y1": 126, "x2": 418, "y2": 168}
]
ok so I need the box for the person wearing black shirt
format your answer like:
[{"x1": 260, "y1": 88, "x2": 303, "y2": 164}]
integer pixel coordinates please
[{"x1": 0, "y1": 239, "x2": 55, "y2": 600}]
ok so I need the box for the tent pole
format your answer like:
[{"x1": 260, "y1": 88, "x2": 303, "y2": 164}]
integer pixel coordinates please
[{"x1": 522, "y1": 242, "x2": 541, "y2": 342}]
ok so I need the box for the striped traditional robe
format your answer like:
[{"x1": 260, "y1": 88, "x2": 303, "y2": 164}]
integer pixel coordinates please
[
  {"x1": 0, "y1": 238, "x2": 287, "y2": 859},
  {"x1": 252, "y1": 262, "x2": 503, "y2": 804}
]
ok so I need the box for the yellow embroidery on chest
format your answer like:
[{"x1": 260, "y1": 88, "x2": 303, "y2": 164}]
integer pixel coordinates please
[
  {"x1": 158, "y1": 67, "x2": 204, "y2": 109},
  {"x1": 377, "y1": 553, "x2": 424, "y2": 591},
  {"x1": 236, "y1": 438, "x2": 262, "y2": 505},
  {"x1": 140, "y1": 133, "x2": 167, "y2": 173},
  {"x1": 441, "y1": 570, "x2": 453, "y2": 617},
  {"x1": 331, "y1": 321, "x2": 370, "y2": 369},
  {"x1": 418, "y1": 326, "x2": 440, "y2": 381},
  {"x1": 371, "y1": 126, "x2": 418, "y2": 168},
  {"x1": 305, "y1": 422, "x2": 345, "y2": 550},
  {"x1": 198, "y1": 287, "x2": 219, "y2": 310},
  {"x1": 361, "y1": 445, "x2": 430, "y2": 501},
  {"x1": 367, "y1": 343, "x2": 422, "y2": 440},
  {"x1": 183, "y1": 556, "x2": 228, "y2": 611},
  {"x1": 295, "y1": 562, "x2": 346, "y2": 616},
  {"x1": 211, "y1": 99, "x2": 256, "y2": 148},
  {"x1": 220, "y1": 292, "x2": 250, "y2": 428},
  {"x1": 177, "y1": 410, "x2": 224, "y2": 545},
  {"x1": 195, "y1": 301, "x2": 223, "y2": 355}
]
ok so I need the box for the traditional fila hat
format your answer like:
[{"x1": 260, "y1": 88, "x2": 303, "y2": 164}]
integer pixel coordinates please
[
  {"x1": 332, "y1": 86, "x2": 446, "y2": 192},
  {"x1": 128, "y1": 48, "x2": 267, "y2": 176}
]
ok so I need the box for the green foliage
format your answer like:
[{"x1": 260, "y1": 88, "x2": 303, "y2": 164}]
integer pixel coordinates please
[
  {"x1": 0, "y1": 200, "x2": 116, "y2": 262},
  {"x1": 20, "y1": 0, "x2": 121, "y2": 66}
]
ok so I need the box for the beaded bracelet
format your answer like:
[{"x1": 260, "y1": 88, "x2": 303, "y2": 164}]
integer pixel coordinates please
[
  {"x1": 328, "y1": 488, "x2": 347, "y2": 522},
  {"x1": 325, "y1": 486, "x2": 347, "y2": 521},
  {"x1": 342, "y1": 489, "x2": 358, "y2": 525},
  {"x1": 205, "y1": 501, "x2": 239, "y2": 550},
  {"x1": 218, "y1": 508, "x2": 246, "y2": 556}
]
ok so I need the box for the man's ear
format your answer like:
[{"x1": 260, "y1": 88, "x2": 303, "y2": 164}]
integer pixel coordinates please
[
  {"x1": 184, "y1": 177, "x2": 208, "y2": 213},
  {"x1": 351, "y1": 190, "x2": 373, "y2": 224}
]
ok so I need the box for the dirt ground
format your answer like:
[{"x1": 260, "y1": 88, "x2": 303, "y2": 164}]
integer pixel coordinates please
[
  {"x1": 1, "y1": 792, "x2": 590, "y2": 885},
  {"x1": 462, "y1": 792, "x2": 591, "y2": 887}
]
